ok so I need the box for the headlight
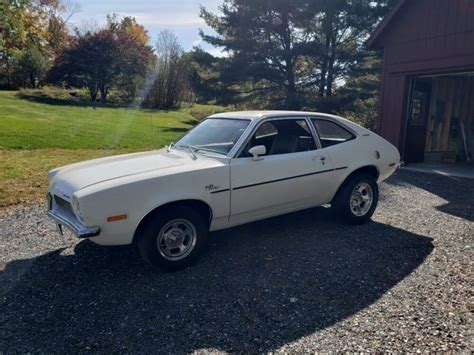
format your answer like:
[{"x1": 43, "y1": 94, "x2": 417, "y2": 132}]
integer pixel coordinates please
[{"x1": 71, "y1": 195, "x2": 84, "y2": 221}]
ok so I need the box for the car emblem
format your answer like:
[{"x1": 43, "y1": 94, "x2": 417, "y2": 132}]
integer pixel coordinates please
[{"x1": 205, "y1": 184, "x2": 221, "y2": 192}]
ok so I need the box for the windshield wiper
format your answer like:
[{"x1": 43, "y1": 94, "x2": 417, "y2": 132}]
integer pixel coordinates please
[
  {"x1": 193, "y1": 146, "x2": 227, "y2": 155},
  {"x1": 175, "y1": 144, "x2": 225, "y2": 158},
  {"x1": 173, "y1": 143, "x2": 197, "y2": 160},
  {"x1": 186, "y1": 144, "x2": 198, "y2": 160}
]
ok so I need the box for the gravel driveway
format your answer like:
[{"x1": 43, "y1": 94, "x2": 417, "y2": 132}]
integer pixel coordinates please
[{"x1": 0, "y1": 170, "x2": 472, "y2": 352}]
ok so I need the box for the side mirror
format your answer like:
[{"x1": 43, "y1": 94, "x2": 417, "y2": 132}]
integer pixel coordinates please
[{"x1": 248, "y1": 145, "x2": 266, "y2": 161}]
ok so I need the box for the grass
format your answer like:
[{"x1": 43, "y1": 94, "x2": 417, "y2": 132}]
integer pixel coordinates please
[
  {"x1": 0, "y1": 90, "x2": 225, "y2": 149},
  {"x1": 0, "y1": 90, "x2": 225, "y2": 208}
]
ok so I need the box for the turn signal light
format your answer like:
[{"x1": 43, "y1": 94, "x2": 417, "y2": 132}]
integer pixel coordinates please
[{"x1": 107, "y1": 214, "x2": 128, "y2": 222}]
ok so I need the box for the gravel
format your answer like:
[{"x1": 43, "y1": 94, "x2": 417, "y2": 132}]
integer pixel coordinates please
[{"x1": 0, "y1": 170, "x2": 472, "y2": 352}]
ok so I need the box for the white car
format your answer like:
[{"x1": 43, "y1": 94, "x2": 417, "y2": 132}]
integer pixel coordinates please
[{"x1": 47, "y1": 111, "x2": 400, "y2": 270}]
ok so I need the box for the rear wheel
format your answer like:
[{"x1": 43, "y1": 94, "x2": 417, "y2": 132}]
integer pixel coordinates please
[
  {"x1": 333, "y1": 174, "x2": 378, "y2": 225},
  {"x1": 137, "y1": 205, "x2": 208, "y2": 271}
]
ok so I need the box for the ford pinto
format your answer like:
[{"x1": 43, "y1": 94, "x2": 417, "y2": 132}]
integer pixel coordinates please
[{"x1": 47, "y1": 111, "x2": 400, "y2": 270}]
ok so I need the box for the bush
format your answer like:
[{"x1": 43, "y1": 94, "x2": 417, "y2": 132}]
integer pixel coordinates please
[
  {"x1": 17, "y1": 86, "x2": 135, "y2": 106},
  {"x1": 18, "y1": 86, "x2": 90, "y2": 102}
]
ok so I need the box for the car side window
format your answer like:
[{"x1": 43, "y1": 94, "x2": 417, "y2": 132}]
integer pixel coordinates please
[
  {"x1": 240, "y1": 119, "x2": 316, "y2": 157},
  {"x1": 312, "y1": 119, "x2": 355, "y2": 148}
]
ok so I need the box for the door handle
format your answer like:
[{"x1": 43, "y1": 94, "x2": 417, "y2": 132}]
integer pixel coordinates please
[{"x1": 312, "y1": 156, "x2": 326, "y2": 162}]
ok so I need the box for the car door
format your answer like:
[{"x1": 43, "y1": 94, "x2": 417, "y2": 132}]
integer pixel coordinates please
[
  {"x1": 229, "y1": 117, "x2": 336, "y2": 225},
  {"x1": 310, "y1": 117, "x2": 358, "y2": 192}
]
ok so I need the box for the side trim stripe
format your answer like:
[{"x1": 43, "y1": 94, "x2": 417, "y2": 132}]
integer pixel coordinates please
[
  {"x1": 233, "y1": 167, "x2": 347, "y2": 191},
  {"x1": 210, "y1": 188, "x2": 231, "y2": 194}
]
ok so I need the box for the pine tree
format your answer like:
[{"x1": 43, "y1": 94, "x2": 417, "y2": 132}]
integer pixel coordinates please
[{"x1": 197, "y1": 0, "x2": 395, "y2": 114}]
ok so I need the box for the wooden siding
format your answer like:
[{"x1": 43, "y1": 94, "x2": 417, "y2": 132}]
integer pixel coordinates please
[
  {"x1": 379, "y1": 74, "x2": 408, "y2": 146},
  {"x1": 374, "y1": 0, "x2": 474, "y2": 149}
]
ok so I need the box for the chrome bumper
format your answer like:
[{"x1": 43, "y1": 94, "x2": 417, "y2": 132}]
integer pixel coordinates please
[{"x1": 48, "y1": 210, "x2": 100, "y2": 238}]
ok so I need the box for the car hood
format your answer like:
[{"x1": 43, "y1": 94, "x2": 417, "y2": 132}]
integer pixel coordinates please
[{"x1": 49, "y1": 150, "x2": 187, "y2": 196}]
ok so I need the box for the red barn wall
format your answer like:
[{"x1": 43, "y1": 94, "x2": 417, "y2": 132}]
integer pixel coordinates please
[{"x1": 375, "y1": 0, "x2": 474, "y2": 151}]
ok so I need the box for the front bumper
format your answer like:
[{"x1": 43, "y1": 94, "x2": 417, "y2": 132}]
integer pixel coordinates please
[{"x1": 47, "y1": 201, "x2": 100, "y2": 239}]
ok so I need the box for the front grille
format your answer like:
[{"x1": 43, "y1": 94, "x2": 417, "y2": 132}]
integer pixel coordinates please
[
  {"x1": 48, "y1": 194, "x2": 100, "y2": 238},
  {"x1": 54, "y1": 195, "x2": 74, "y2": 215}
]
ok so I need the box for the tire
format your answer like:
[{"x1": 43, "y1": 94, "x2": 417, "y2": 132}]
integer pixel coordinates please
[
  {"x1": 137, "y1": 205, "x2": 208, "y2": 271},
  {"x1": 332, "y1": 173, "x2": 379, "y2": 225}
]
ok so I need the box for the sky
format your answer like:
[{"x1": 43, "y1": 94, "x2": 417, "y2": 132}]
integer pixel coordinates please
[{"x1": 68, "y1": 0, "x2": 224, "y2": 56}]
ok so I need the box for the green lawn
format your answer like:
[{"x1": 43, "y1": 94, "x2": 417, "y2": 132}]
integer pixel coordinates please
[
  {"x1": 0, "y1": 91, "x2": 221, "y2": 149},
  {"x1": 0, "y1": 90, "x2": 225, "y2": 208}
]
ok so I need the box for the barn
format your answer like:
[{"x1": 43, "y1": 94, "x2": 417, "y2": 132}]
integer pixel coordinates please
[{"x1": 368, "y1": 0, "x2": 474, "y2": 167}]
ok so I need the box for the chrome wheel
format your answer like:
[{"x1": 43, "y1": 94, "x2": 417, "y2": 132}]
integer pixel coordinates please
[
  {"x1": 350, "y1": 182, "x2": 374, "y2": 217},
  {"x1": 157, "y1": 219, "x2": 197, "y2": 261}
]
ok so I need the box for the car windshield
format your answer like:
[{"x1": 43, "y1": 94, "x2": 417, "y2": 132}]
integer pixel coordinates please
[{"x1": 175, "y1": 118, "x2": 250, "y2": 155}]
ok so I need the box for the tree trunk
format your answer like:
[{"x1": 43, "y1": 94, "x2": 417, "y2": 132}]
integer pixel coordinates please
[
  {"x1": 286, "y1": 67, "x2": 300, "y2": 110},
  {"x1": 99, "y1": 85, "x2": 108, "y2": 103},
  {"x1": 326, "y1": 31, "x2": 337, "y2": 97},
  {"x1": 4, "y1": 61, "x2": 12, "y2": 88},
  {"x1": 89, "y1": 83, "x2": 98, "y2": 101},
  {"x1": 319, "y1": 35, "x2": 330, "y2": 97},
  {"x1": 319, "y1": 8, "x2": 335, "y2": 97},
  {"x1": 30, "y1": 73, "x2": 36, "y2": 88},
  {"x1": 282, "y1": 14, "x2": 300, "y2": 110}
]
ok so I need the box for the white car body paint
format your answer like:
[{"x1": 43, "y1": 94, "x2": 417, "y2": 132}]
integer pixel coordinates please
[{"x1": 47, "y1": 111, "x2": 400, "y2": 246}]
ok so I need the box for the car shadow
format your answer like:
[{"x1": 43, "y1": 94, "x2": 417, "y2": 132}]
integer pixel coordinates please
[
  {"x1": 0, "y1": 207, "x2": 433, "y2": 352},
  {"x1": 385, "y1": 170, "x2": 474, "y2": 222}
]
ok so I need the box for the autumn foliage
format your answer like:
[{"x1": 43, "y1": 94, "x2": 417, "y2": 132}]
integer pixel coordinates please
[{"x1": 48, "y1": 17, "x2": 154, "y2": 103}]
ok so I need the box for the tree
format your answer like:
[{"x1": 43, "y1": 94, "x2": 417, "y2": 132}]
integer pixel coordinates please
[
  {"x1": 48, "y1": 16, "x2": 153, "y2": 103},
  {"x1": 14, "y1": 45, "x2": 49, "y2": 87},
  {"x1": 0, "y1": 0, "x2": 43, "y2": 87},
  {"x1": 40, "y1": 0, "x2": 79, "y2": 53},
  {"x1": 143, "y1": 31, "x2": 191, "y2": 109},
  {"x1": 188, "y1": 47, "x2": 236, "y2": 105},
  {"x1": 0, "y1": 0, "x2": 78, "y2": 88},
  {"x1": 111, "y1": 16, "x2": 154, "y2": 102},
  {"x1": 302, "y1": 0, "x2": 391, "y2": 99},
  {"x1": 198, "y1": 0, "x2": 395, "y2": 113},
  {"x1": 200, "y1": 0, "x2": 310, "y2": 109},
  {"x1": 48, "y1": 29, "x2": 120, "y2": 102},
  {"x1": 333, "y1": 52, "x2": 383, "y2": 128}
]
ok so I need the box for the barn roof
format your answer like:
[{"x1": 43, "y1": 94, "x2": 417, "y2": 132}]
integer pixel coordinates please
[{"x1": 366, "y1": 0, "x2": 408, "y2": 49}]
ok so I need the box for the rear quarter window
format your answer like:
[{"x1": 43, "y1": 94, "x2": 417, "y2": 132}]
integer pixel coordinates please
[{"x1": 312, "y1": 119, "x2": 355, "y2": 148}]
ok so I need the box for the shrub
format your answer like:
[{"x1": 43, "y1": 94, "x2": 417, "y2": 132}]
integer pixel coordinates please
[{"x1": 18, "y1": 86, "x2": 90, "y2": 102}]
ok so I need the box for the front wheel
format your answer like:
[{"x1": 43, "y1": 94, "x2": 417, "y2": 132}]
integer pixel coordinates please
[
  {"x1": 332, "y1": 174, "x2": 379, "y2": 225},
  {"x1": 137, "y1": 205, "x2": 208, "y2": 271}
]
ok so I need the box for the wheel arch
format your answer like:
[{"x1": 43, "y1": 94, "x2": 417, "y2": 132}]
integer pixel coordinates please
[
  {"x1": 332, "y1": 165, "x2": 380, "y2": 201},
  {"x1": 132, "y1": 199, "x2": 213, "y2": 245}
]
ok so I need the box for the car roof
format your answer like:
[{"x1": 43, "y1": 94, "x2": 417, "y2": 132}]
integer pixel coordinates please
[{"x1": 209, "y1": 110, "x2": 342, "y2": 122}]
